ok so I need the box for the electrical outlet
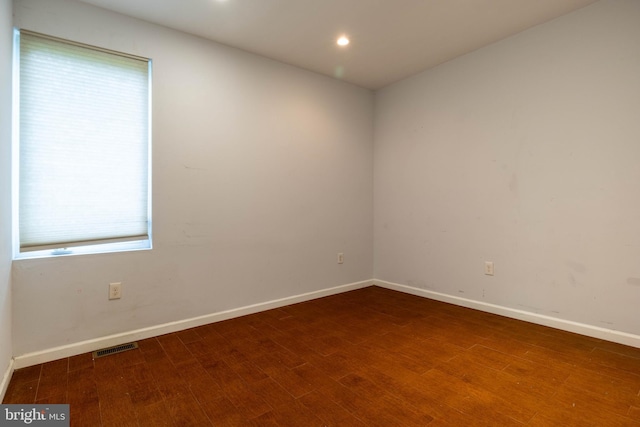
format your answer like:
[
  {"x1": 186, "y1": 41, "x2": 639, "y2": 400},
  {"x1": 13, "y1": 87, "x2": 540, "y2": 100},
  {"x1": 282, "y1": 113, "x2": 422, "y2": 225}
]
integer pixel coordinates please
[
  {"x1": 109, "y1": 282, "x2": 122, "y2": 300},
  {"x1": 484, "y1": 262, "x2": 494, "y2": 276},
  {"x1": 337, "y1": 253, "x2": 344, "y2": 264}
]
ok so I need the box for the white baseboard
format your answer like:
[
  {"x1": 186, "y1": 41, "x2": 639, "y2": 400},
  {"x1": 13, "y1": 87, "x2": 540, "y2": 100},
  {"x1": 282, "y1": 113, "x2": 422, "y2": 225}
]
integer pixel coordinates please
[
  {"x1": 375, "y1": 279, "x2": 640, "y2": 349},
  {"x1": 13, "y1": 279, "x2": 373, "y2": 369},
  {"x1": 13, "y1": 277, "x2": 638, "y2": 370},
  {"x1": 0, "y1": 358, "x2": 14, "y2": 402}
]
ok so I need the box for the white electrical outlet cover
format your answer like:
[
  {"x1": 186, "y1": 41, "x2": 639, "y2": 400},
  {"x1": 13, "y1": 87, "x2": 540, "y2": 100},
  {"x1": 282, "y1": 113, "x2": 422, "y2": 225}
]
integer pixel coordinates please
[{"x1": 484, "y1": 262, "x2": 494, "y2": 276}]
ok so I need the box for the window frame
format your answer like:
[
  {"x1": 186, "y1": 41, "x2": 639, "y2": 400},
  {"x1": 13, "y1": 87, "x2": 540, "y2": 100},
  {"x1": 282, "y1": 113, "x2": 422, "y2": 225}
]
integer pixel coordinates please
[{"x1": 12, "y1": 29, "x2": 153, "y2": 260}]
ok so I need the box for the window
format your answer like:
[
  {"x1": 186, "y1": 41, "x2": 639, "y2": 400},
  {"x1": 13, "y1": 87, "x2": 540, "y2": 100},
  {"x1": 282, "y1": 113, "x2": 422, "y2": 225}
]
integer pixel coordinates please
[{"x1": 13, "y1": 30, "x2": 152, "y2": 258}]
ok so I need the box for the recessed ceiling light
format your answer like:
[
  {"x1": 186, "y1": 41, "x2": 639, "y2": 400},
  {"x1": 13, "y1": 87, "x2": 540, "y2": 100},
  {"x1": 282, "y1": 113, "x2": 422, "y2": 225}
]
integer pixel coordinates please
[{"x1": 337, "y1": 36, "x2": 350, "y2": 46}]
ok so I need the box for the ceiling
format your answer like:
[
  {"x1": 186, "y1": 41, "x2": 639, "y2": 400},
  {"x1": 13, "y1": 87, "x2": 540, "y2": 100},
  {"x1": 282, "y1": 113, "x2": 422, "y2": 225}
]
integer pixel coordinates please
[{"x1": 76, "y1": 0, "x2": 599, "y2": 90}]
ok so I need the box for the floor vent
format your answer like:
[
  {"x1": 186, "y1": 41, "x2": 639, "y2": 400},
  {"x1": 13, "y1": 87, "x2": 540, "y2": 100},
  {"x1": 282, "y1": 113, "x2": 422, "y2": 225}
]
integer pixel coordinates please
[{"x1": 92, "y1": 342, "x2": 139, "y2": 359}]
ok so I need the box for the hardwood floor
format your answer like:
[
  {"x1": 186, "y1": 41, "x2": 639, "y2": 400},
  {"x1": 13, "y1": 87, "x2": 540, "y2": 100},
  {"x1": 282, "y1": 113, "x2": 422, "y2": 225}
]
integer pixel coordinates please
[{"x1": 4, "y1": 286, "x2": 640, "y2": 426}]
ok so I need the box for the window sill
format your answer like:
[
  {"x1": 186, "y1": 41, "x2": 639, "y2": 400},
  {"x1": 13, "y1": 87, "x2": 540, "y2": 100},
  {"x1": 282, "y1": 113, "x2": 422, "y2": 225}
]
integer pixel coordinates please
[{"x1": 13, "y1": 240, "x2": 152, "y2": 260}]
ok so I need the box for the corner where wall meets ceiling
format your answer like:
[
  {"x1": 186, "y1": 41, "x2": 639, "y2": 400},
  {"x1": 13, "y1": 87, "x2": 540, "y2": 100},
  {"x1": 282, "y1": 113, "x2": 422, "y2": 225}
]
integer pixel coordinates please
[{"x1": 75, "y1": 0, "x2": 599, "y2": 89}]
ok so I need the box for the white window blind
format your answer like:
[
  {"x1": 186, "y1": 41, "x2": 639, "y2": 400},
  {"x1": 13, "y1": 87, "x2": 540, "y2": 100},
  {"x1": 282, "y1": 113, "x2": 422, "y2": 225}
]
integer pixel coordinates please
[{"x1": 17, "y1": 31, "x2": 151, "y2": 253}]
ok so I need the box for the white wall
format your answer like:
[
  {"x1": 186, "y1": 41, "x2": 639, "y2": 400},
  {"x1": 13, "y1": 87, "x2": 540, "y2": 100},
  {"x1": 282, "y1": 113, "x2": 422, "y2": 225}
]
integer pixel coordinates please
[
  {"x1": 12, "y1": 0, "x2": 374, "y2": 356},
  {"x1": 0, "y1": 0, "x2": 14, "y2": 391},
  {"x1": 12, "y1": 0, "x2": 640, "y2": 361},
  {"x1": 374, "y1": 0, "x2": 640, "y2": 337}
]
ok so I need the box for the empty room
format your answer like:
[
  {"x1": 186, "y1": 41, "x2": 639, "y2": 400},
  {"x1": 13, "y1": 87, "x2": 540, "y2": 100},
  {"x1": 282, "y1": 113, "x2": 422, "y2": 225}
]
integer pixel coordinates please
[{"x1": 1, "y1": 0, "x2": 639, "y2": 425}]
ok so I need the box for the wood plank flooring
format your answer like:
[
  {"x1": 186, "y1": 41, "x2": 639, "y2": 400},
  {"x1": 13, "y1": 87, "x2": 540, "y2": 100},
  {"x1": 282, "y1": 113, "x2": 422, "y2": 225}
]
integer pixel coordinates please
[{"x1": 4, "y1": 286, "x2": 640, "y2": 426}]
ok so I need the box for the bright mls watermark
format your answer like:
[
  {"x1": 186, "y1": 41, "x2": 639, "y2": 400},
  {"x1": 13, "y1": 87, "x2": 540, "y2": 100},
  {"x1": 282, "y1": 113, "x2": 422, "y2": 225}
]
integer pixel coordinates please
[{"x1": 0, "y1": 405, "x2": 69, "y2": 426}]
